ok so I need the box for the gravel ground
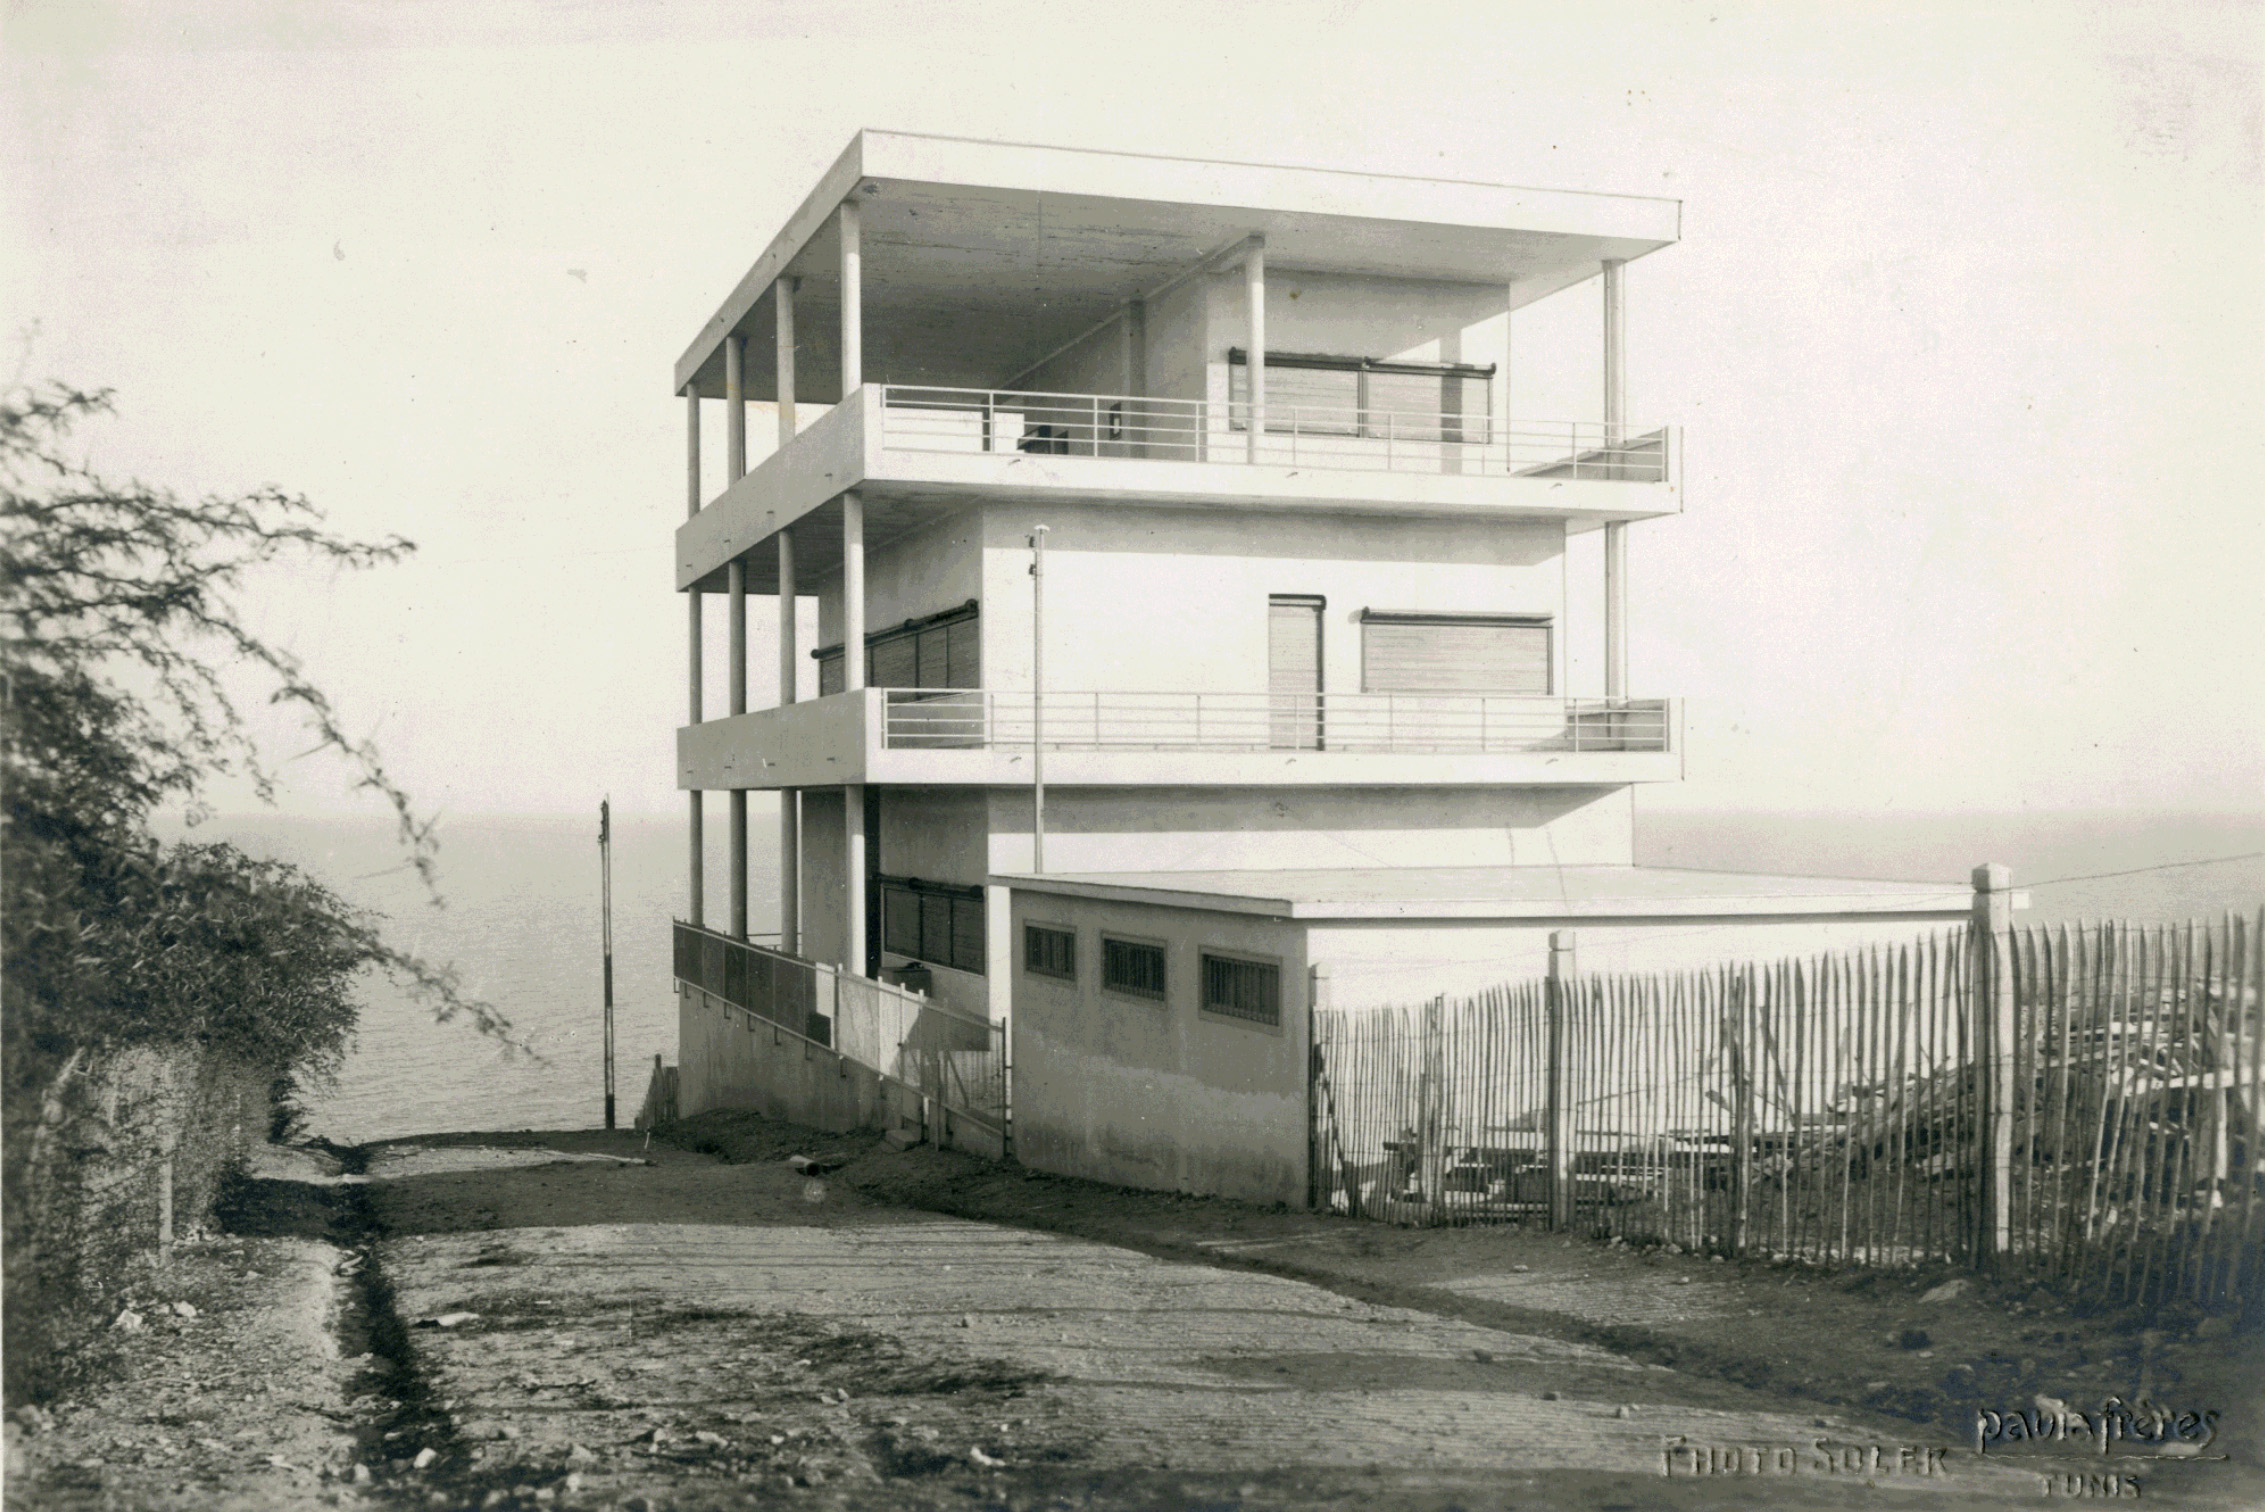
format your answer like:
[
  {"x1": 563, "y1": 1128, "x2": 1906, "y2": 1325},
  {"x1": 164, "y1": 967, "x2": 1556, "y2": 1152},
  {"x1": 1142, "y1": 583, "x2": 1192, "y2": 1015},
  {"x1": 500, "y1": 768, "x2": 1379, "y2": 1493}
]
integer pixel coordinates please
[
  {"x1": 3, "y1": 1227, "x2": 363, "y2": 1511},
  {"x1": 12, "y1": 1125, "x2": 2257, "y2": 1512},
  {"x1": 362, "y1": 1133, "x2": 2056, "y2": 1510}
]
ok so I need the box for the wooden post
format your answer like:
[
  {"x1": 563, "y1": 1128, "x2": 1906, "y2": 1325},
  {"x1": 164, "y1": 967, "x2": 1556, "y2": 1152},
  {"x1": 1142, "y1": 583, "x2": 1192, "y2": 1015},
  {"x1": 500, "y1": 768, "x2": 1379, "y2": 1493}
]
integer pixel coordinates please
[
  {"x1": 1413, "y1": 995, "x2": 1446, "y2": 1225},
  {"x1": 1547, "y1": 930, "x2": 1577, "y2": 1231},
  {"x1": 1728, "y1": 970, "x2": 1755, "y2": 1256},
  {"x1": 600, "y1": 798, "x2": 616, "y2": 1129},
  {"x1": 1973, "y1": 863, "x2": 2017, "y2": 1265}
]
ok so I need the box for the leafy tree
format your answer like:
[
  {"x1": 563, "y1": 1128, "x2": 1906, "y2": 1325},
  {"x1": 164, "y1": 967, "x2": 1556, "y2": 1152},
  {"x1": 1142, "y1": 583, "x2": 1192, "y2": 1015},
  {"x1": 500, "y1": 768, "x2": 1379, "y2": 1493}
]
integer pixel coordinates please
[{"x1": 3, "y1": 380, "x2": 514, "y2": 1395}]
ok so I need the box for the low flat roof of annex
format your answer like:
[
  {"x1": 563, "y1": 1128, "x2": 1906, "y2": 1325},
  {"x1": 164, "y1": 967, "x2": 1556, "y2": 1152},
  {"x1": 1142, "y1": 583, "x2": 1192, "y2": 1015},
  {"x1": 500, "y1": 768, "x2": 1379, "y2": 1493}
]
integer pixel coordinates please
[
  {"x1": 677, "y1": 131, "x2": 1681, "y2": 402},
  {"x1": 992, "y1": 865, "x2": 2010, "y2": 922}
]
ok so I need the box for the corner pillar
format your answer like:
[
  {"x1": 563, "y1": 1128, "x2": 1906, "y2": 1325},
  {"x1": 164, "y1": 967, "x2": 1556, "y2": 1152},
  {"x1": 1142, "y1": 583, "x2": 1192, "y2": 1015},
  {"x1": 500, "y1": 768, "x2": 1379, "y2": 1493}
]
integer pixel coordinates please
[
  {"x1": 685, "y1": 389, "x2": 704, "y2": 925},
  {"x1": 838, "y1": 201, "x2": 862, "y2": 396}
]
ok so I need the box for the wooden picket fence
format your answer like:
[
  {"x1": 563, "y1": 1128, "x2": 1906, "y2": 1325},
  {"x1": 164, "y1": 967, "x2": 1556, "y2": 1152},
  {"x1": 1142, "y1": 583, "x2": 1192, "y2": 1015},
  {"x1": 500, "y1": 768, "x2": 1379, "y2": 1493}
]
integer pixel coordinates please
[{"x1": 1310, "y1": 909, "x2": 2265, "y2": 1314}]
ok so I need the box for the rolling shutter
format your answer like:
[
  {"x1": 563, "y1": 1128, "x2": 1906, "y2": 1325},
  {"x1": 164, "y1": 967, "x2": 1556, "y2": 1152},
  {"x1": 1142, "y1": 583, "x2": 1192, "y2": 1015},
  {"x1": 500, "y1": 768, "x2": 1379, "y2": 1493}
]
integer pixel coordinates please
[
  {"x1": 1361, "y1": 614, "x2": 1551, "y2": 694},
  {"x1": 1268, "y1": 596, "x2": 1323, "y2": 750}
]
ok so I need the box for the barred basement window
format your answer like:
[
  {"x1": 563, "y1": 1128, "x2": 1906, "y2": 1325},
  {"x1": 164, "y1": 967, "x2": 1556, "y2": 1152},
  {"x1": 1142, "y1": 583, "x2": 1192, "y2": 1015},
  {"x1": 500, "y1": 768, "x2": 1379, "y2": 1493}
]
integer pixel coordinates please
[
  {"x1": 1101, "y1": 937, "x2": 1167, "y2": 1002},
  {"x1": 1024, "y1": 924, "x2": 1076, "y2": 982},
  {"x1": 1201, "y1": 952, "x2": 1280, "y2": 1026}
]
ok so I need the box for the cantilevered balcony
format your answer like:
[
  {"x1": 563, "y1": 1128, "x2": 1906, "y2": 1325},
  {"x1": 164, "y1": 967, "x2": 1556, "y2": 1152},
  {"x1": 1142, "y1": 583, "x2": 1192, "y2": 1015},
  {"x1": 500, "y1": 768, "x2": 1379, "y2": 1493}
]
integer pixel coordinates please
[
  {"x1": 675, "y1": 385, "x2": 1679, "y2": 595},
  {"x1": 879, "y1": 385, "x2": 1672, "y2": 482},
  {"x1": 677, "y1": 688, "x2": 1682, "y2": 791}
]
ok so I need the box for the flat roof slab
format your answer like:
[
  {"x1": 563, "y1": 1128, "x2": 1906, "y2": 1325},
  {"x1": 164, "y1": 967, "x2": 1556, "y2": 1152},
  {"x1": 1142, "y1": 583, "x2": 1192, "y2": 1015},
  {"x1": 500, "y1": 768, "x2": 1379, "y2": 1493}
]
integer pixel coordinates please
[
  {"x1": 993, "y1": 865, "x2": 2005, "y2": 921},
  {"x1": 679, "y1": 131, "x2": 1681, "y2": 399}
]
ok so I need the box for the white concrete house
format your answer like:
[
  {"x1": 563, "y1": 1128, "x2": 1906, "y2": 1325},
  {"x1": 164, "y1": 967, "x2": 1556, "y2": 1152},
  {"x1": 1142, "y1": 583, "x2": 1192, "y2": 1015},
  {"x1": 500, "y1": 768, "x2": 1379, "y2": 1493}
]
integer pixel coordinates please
[{"x1": 671, "y1": 132, "x2": 1964, "y2": 1201}]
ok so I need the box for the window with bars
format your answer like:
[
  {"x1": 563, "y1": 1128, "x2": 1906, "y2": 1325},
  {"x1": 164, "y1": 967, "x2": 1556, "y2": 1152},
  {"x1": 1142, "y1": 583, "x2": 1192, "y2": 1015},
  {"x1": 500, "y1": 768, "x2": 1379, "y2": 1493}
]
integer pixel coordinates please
[
  {"x1": 1023, "y1": 924, "x2": 1076, "y2": 982},
  {"x1": 1200, "y1": 952, "x2": 1282, "y2": 1026},
  {"x1": 877, "y1": 876, "x2": 985, "y2": 974},
  {"x1": 1100, "y1": 936, "x2": 1168, "y2": 1002},
  {"x1": 816, "y1": 602, "x2": 979, "y2": 696},
  {"x1": 1227, "y1": 350, "x2": 1493, "y2": 444}
]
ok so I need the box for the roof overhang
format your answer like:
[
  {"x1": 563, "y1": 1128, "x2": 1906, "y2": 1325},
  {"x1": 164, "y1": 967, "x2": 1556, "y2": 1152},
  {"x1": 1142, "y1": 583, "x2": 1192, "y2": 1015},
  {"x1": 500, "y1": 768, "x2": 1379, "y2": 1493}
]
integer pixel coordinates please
[
  {"x1": 991, "y1": 865, "x2": 2005, "y2": 922},
  {"x1": 676, "y1": 131, "x2": 1682, "y2": 401}
]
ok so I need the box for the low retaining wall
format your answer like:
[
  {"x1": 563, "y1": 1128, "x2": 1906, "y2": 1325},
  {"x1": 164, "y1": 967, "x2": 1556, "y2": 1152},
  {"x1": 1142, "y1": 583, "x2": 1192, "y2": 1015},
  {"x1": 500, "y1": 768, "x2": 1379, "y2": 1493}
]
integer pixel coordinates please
[
  {"x1": 676, "y1": 984, "x2": 1005, "y2": 1157},
  {"x1": 678, "y1": 985, "x2": 910, "y2": 1135},
  {"x1": 4, "y1": 1040, "x2": 270, "y2": 1400}
]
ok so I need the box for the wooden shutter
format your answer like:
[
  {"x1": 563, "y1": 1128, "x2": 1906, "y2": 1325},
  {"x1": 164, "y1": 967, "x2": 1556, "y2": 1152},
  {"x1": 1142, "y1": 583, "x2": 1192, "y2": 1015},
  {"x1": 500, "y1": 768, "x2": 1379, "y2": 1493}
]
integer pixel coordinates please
[
  {"x1": 915, "y1": 625, "x2": 950, "y2": 688},
  {"x1": 1362, "y1": 615, "x2": 1550, "y2": 694},
  {"x1": 869, "y1": 634, "x2": 917, "y2": 689},
  {"x1": 944, "y1": 617, "x2": 979, "y2": 688}
]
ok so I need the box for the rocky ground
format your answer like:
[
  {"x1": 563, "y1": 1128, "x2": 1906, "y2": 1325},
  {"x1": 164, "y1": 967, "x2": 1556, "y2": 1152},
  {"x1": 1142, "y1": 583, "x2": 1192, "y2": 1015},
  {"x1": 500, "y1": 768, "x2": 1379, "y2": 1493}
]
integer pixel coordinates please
[
  {"x1": 6, "y1": 1121, "x2": 2259, "y2": 1512},
  {"x1": 3, "y1": 1148, "x2": 366, "y2": 1510}
]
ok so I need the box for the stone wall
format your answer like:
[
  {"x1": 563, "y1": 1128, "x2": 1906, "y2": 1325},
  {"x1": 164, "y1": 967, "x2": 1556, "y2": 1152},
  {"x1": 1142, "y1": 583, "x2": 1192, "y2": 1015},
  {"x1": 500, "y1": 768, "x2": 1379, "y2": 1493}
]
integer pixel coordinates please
[{"x1": 4, "y1": 1040, "x2": 271, "y2": 1402}]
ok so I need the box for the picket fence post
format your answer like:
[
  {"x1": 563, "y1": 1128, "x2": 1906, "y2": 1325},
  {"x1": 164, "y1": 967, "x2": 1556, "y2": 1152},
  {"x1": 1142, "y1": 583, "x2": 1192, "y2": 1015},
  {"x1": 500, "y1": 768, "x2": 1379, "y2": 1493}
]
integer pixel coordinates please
[
  {"x1": 1972, "y1": 863, "x2": 2017, "y2": 1267},
  {"x1": 1547, "y1": 931, "x2": 1577, "y2": 1231}
]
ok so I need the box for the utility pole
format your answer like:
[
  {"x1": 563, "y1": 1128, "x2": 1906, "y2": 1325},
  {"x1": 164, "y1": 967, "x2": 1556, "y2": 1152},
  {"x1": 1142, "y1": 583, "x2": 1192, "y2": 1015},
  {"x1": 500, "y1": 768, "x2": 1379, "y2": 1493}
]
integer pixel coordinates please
[
  {"x1": 1029, "y1": 525, "x2": 1049, "y2": 873},
  {"x1": 600, "y1": 797, "x2": 616, "y2": 1131}
]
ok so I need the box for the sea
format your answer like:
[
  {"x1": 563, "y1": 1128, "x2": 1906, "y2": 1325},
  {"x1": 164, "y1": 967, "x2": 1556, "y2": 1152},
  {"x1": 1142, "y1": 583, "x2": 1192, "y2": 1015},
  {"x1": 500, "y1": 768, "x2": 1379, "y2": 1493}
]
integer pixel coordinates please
[{"x1": 171, "y1": 808, "x2": 2265, "y2": 1145}]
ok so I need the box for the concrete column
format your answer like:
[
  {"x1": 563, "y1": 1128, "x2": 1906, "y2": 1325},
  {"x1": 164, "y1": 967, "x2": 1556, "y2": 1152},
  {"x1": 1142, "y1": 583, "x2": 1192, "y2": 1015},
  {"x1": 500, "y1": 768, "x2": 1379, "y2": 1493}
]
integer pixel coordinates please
[
  {"x1": 1244, "y1": 236, "x2": 1265, "y2": 461},
  {"x1": 1602, "y1": 258, "x2": 1626, "y2": 445},
  {"x1": 1502, "y1": 279, "x2": 1515, "y2": 437},
  {"x1": 777, "y1": 532, "x2": 797, "y2": 707},
  {"x1": 1601, "y1": 259, "x2": 1628, "y2": 701},
  {"x1": 728, "y1": 558, "x2": 748, "y2": 940},
  {"x1": 778, "y1": 794, "x2": 799, "y2": 955},
  {"x1": 686, "y1": 391, "x2": 704, "y2": 926},
  {"x1": 775, "y1": 276, "x2": 798, "y2": 446},
  {"x1": 841, "y1": 490, "x2": 865, "y2": 691},
  {"x1": 1604, "y1": 522, "x2": 1628, "y2": 699},
  {"x1": 726, "y1": 333, "x2": 747, "y2": 481},
  {"x1": 725, "y1": 333, "x2": 750, "y2": 940},
  {"x1": 838, "y1": 201, "x2": 862, "y2": 396},
  {"x1": 777, "y1": 527, "x2": 799, "y2": 955},
  {"x1": 843, "y1": 784, "x2": 867, "y2": 976}
]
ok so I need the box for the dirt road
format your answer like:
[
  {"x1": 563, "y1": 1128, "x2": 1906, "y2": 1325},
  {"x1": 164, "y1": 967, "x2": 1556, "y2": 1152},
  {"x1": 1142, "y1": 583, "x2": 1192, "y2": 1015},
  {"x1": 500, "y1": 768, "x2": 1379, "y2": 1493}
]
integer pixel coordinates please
[
  {"x1": 363, "y1": 1135, "x2": 2059, "y2": 1510},
  {"x1": 16, "y1": 1131, "x2": 2250, "y2": 1511}
]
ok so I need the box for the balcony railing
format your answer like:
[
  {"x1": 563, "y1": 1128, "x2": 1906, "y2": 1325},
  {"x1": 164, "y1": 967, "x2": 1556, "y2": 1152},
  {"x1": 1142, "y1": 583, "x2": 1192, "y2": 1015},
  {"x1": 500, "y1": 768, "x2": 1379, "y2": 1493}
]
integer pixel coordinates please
[
  {"x1": 877, "y1": 385, "x2": 1671, "y2": 483},
  {"x1": 881, "y1": 690, "x2": 1673, "y2": 754}
]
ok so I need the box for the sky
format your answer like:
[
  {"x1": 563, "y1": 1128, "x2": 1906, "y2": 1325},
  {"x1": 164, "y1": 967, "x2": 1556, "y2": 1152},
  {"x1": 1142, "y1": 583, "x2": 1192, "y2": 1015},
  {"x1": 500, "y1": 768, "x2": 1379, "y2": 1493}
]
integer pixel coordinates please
[{"x1": 5, "y1": 0, "x2": 2260, "y2": 826}]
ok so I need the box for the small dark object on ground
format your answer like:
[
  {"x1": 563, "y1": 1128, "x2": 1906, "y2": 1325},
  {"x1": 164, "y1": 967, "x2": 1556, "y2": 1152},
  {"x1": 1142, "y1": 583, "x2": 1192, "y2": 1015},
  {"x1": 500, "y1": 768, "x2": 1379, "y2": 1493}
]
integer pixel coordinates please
[{"x1": 1900, "y1": 1329, "x2": 1931, "y2": 1351}]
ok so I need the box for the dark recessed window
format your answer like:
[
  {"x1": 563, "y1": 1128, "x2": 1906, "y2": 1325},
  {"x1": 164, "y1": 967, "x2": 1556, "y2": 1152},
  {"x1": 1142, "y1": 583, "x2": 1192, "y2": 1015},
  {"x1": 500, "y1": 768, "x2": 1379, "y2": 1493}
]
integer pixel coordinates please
[
  {"x1": 1201, "y1": 952, "x2": 1281, "y2": 1026},
  {"x1": 1024, "y1": 924, "x2": 1076, "y2": 982},
  {"x1": 876, "y1": 876, "x2": 984, "y2": 975},
  {"x1": 1101, "y1": 937, "x2": 1168, "y2": 1002},
  {"x1": 816, "y1": 601, "x2": 980, "y2": 695}
]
